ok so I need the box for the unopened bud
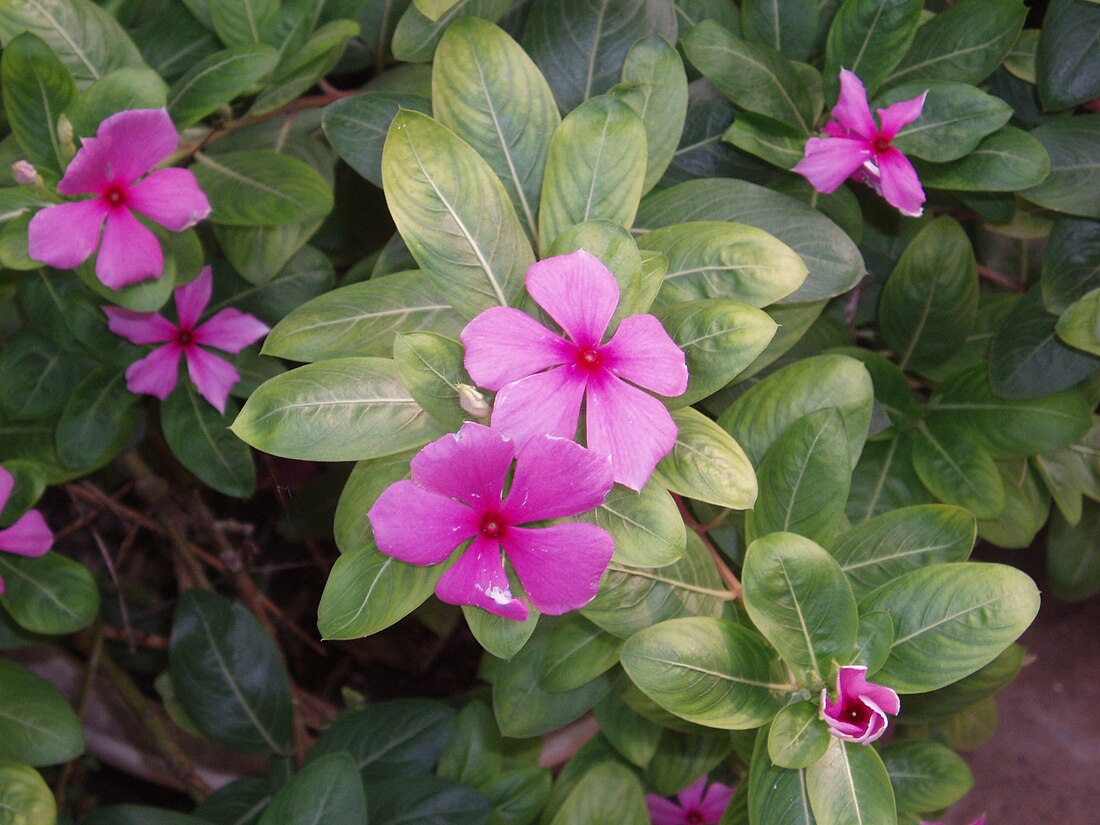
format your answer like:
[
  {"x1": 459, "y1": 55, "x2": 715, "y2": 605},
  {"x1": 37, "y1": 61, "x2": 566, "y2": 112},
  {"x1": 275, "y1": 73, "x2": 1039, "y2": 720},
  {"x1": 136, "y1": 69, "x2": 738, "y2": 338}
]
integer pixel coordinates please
[
  {"x1": 456, "y1": 383, "x2": 490, "y2": 419},
  {"x1": 56, "y1": 115, "x2": 76, "y2": 162},
  {"x1": 11, "y1": 160, "x2": 39, "y2": 186}
]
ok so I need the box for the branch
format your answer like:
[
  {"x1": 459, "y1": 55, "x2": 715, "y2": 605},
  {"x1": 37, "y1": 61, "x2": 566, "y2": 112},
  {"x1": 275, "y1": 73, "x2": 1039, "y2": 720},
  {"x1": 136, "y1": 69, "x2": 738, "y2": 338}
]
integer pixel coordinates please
[{"x1": 673, "y1": 494, "x2": 743, "y2": 600}]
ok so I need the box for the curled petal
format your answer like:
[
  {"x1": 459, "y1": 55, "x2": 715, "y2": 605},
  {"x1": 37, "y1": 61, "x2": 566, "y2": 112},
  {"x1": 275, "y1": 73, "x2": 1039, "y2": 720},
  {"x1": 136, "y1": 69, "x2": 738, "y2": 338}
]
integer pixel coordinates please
[
  {"x1": 500, "y1": 435, "x2": 612, "y2": 523},
  {"x1": 125, "y1": 344, "x2": 182, "y2": 400},
  {"x1": 193, "y1": 308, "x2": 270, "y2": 354},
  {"x1": 645, "y1": 796, "x2": 686, "y2": 825},
  {"x1": 96, "y1": 208, "x2": 163, "y2": 288},
  {"x1": 525, "y1": 250, "x2": 619, "y2": 346},
  {"x1": 490, "y1": 366, "x2": 586, "y2": 447},
  {"x1": 409, "y1": 423, "x2": 515, "y2": 508},
  {"x1": 184, "y1": 346, "x2": 240, "y2": 413},
  {"x1": 127, "y1": 167, "x2": 212, "y2": 231},
  {"x1": 793, "y1": 136, "x2": 871, "y2": 194},
  {"x1": 103, "y1": 307, "x2": 177, "y2": 345},
  {"x1": 27, "y1": 199, "x2": 109, "y2": 270},
  {"x1": 369, "y1": 480, "x2": 479, "y2": 565},
  {"x1": 601, "y1": 314, "x2": 688, "y2": 396},
  {"x1": 461, "y1": 306, "x2": 571, "y2": 390},
  {"x1": 876, "y1": 91, "x2": 927, "y2": 142},
  {"x1": 876, "y1": 147, "x2": 926, "y2": 218},
  {"x1": 503, "y1": 523, "x2": 613, "y2": 614},
  {"x1": 831, "y1": 69, "x2": 877, "y2": 141},
  {"x1": 676, "y1": 777, "x2": 709, "y2": 810},
  {"x1": 0, "y1": 510, "x2": 53, "y2": 557},
  {"x1": 435, "y1": 535, "x2": 528, "y2": 621},
  {"x1": 175, "y1": 266, "x2": 213, "y2": 329}
]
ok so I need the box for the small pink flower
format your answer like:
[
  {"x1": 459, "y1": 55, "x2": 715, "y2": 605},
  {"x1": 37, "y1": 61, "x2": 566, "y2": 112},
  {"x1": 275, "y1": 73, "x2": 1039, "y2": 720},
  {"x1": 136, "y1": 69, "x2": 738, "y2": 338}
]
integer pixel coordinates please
[
  {"x1": 104, "y1": 267, "x2": 269, "y2": 413},
  {"x1": 461, "y1": 250, "x2": 688, "y2": 491},
  {"x1": 645, "y1": 776, "x2": 734, "y2": 825},
  {"x1": 28, "y1": 109, "x2": 211, "y2": 289},
  {"x1": 820, "y1": 665, "x2": 900, "y2": 745},
  {"x1": 794, "y1": 69, "x2": 927, "y2": 217},
  {"x1": 0, "y1": 465, "x2": 53, "y2": 594},
  {"x1": 369, "y1": 422, "x2": 615, "y2": 621}
]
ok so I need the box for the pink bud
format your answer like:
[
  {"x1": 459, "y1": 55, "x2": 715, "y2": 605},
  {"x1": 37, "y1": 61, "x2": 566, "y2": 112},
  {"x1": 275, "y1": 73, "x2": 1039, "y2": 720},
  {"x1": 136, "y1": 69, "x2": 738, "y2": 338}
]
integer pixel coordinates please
[{"x1": 11, "y1": 160, "x2": 38, "y2": 186}]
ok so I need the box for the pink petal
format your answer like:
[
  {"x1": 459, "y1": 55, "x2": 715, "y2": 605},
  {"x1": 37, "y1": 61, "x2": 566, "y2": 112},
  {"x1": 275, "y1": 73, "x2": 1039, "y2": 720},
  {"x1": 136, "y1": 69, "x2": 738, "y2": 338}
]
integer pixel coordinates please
[
  {"x1": 793, "y1": 136, "x2": 871, "y2": 194},
  {"x1": 56, "y1": 135, "x2": 113, "y2": 195},
  {"x1": 525, "y1": 250, "x2": 619, "y2": 346},
  {"x1": 435, "y1": 535, "x2": 529, "y2": 620},
  {"x1": 860, "y1": 682, "x2": 900, "y2": 716},
  {"x1": 0, "y1": 466, "x2": 13, "y2": 511},
  {"x1": 822, "y1": 120, "x2": 849, "y2": 138},
  {"x1": 490, "y1": 366, "x2": 586, "y2": 446},
  {"x1": 103, "y1": 307, "x2": 177, "y2": 345},
  {"x1": 500, "y1": 434, "x2": 613, "y2": 523},
  {"x1": 831, "y1": 70, "x2": 877, "y2": 141},
  {"x1": 601, "y1": 314, "x2": 688, "y2": 397},
  {"x1": 676, "y1": 777, "x2": 709, "y2": 810},
  {"x1": 645, "y1": 795, "x2": 687, "y2": 825},
  {"x1": 859, "y1": 704, "x2": 889, "y2": 744},
  {"x1": 184, "y1": 346, "x2": 240, "y2": 413},
  {"x1": 68, "y1": 109, "x2": 178, "y2": 193},
  {"x1": 502, "y1": 523, "x2": 613, "y2": 614},
  {"x1": 0, "y1": 510, "x2": 53, "y2": 557},
  {"x1": 876, "y1": 147, "x2": 926, "y2": 218},
  {"x1": 369, "y1": 479, "x2": 479, "y2": 565},
  {"x1": 876, "y1": 91, "x2": 927, "y2": 142},
  {"x1": 461, "y1": 306, "x2": 571, "y2": 391},
  {"x1": 836, "y1": 664, "x2": 870, "y2": 698},
  {"x1": 193, "y1": 308, "x2": 270, "y2": 354},
  {"x1": 27, "y1": 199, "x2": 109, "y2": 270},
  {"x1": 96, "y1": 208, "x2": 163, "y2": 288},
  {"x1": 127, "y1": 167, "x2": 211, "y2": 231},
  {"x1": 409, "y1": 423, "x2": 515, "y2": 508},
  {"x1": 698, "y1": 782, "x2": 735, "y2": 820},
  {"x1": 585, "y1": 371, "x2": 679, "y2": 491},
  {"x1": 174, "y1": 266, "x2": 213, "y2": 329},
  {"x1": 125, "y1": 344, "x2": 182, "y2": 400}
]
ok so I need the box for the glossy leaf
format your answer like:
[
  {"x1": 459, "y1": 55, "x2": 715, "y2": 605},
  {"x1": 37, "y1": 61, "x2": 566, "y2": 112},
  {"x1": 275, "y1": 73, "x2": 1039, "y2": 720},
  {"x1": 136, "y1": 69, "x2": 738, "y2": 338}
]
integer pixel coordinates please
[
  {"x1": 851, "y1": 610, "x2": 893, "y2": 673},
  {"x1": 392, "y1": 0, "x2": 510, "y2": 63},
  {"x1": 1023, "y1": 115, "x2": 1100, "y2": 218},
  {"x1": 0, "y1": 658, "x2": 83, "y2": 766},
  {"x1": 1, "y1": 32, "x2": 76, "y2": 175},
  {"x1": 537, "y1": 614, "x2": 624, "y2": 692},
  {"x1": 161, "y1": 386, "x2": 256, "y2": 499},
  {"x1": 167, "y1": 45, "x2": 278, "y2": 127},
  {"x1": 767, "y1": 701, "x2": 830, "y2": 770},
  {"x1": 823, "y1": 0, "x2": 922, "y2": 101},
  {"x1": 879, "y1": 81, "x2": 1013, "y2": 162},
  {"x1": 1036, "y1": 0, "x2": 1100, "y2": 111},
  {"x1": 192, "y1": 149, "x2": 333, "y2": 226},
  {"x1": 806, "y1": 738, "x2": 896, "y2": 825},
  {"x1": 911, "y1": 419, "x2": 1005, "y2": 520},
  {"x1": 0, "y1": 552, "x2": 99, "y2": 635},
  {"x1": 1047, "y1": 500, "x2": 1100, "y2": 602},
  {"x1": 918, "y1": 126, "x2": 1051, "y2": 192},
  {"x1": 746, "y1": 725, "x2": 817, "y2": 825},
  {"x1": 0, "y1": 760, "x2": 55, "y2": 825},
  {"x1": 577, "y1": 479, "x2": 686, "y2": 568},
  {"x1": 741, "y1": 0, "x2": 817, "y2": 62},
  {"x1": 548, "y1": 762, "x2": 648, "y2": 825},
  {"x1": 652, "y1": 407, "x2": 758, "y2": 510},
  {"x1": 393, "y1": 331, "x2": 472, "y2": 429},
  {"x1": 255, "y1": 753, "x2": 365, "y2": 825},
  {"x1": 55, "y1": 367, "x2": 139, "y2": 472},
  {"x1": 722, "y1": 111, "x2": 807, "y2": 170},
  {"x1": 436, "y1": 701, "x2": 502, "y2": 787},
  {"x1": 1042, "y1": 217, "x2": 1100, "y2": 314},
  {"x1": 323, "y1": 91, "x2": 431, "y2": 188},
  {"x1": 880, "y1": 740, "x2": 973, "y2": 815}
]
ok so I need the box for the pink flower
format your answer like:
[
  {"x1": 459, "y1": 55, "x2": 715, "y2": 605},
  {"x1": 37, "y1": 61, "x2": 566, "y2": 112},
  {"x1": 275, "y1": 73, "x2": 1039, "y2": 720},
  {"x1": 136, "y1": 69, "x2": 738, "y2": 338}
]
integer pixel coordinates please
[
  {"x1": 368, "y1": 422, "x2": 615, "y2": 621},
  {"x1": 794, "y1": 69, "x2": 927, "y2": 217},
  {"x1": 820, "y1": 665, "x2": 900, "y2": 745},
  {"x1": 28, "y1": 109, "x2": 211, "y2": 289},
  {"x1": 0, "y1": 465, "x2": 53, "y2": 594},
  {"x1": 104, "y1": 267, "x2": 269, "y2": 413},
  {"x1": 645, "y1": 776, "x2": 734, "y2": 825},
  {"x1": 461, "y1": 250, "x2": 688, "y2": 491}
]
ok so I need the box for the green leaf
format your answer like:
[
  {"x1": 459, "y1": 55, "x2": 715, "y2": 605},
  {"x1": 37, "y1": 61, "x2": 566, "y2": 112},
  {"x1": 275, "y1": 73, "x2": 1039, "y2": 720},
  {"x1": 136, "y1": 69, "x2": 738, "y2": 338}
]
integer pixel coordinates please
[
  {"x1": 333, "y1": 450, "x2": 416, "y2": 554},
  {"x1": 0, "y1": 460, "x2": 46, "y2": 526},
  {"x1": 393, "y1": 331, "x2": 474, "y2": 429},
  {"x1": 620, "y1": 617, "x2": 786, "y2": 729},
  {"x1": 231, "y1": 356, "x2": 444, "y2": 461},
  {"x1": 636, "y1": 179, "x2": 864, "y2": 303},
  {"x1": 537, "y1": 614, "x2": 624, "y2": 692},
  {"x1": 652, "y1": 407, "x2": 758, "y2": 510},
  {"x1": 548, "y1": 762, "x2": 648, "y2": 825},
  {"x1": 192, "y1": 149, "x2": 332, "y2": 226},
  {"x1": 878, "y1": 81, "x2": 1013, "y2": 163},
  {"x1": 365, "y1": 775, "x2": 491, "y2": 824},
  {"x1": 0, "y1": 759, "x2": 55, "y2": 825},
  {"x1": 851, "y1": 610, "x2": 893, "y2": 673},
  {"x1": 746, "y1": 409, "x2": 853, "y2": 547},
  {"x1": 879, "y1": 217, "x2": 978, "y2": 372},
  {"x1": 767, "y1": 701, "x2": 830, "y2": 769},
  {"x1": 215, "y1": 219, "x2": 324, "y2": 287},
  {"x1": 884, "y1": 0, "x2": 1026, "y2": 88},
  {"x1": 415, "y1": 0, "x2": 461, "y2": 21},
  {"x1": 880, "y1": 740, "x2": 972, "y2": 815},
  {"x1": 1023, "y1": 114, "x2": 1100, "y2": 217},
  {"x1": 859, "y1": 562, "x2": 1039, "y2": 693},
  {"x1": 161, "y1": 386, "x2": 255, "y2": 499},
  {"x1": 643, "y1": 727, "x2": 735, "y2": 796},
  {"x1": 484, "y1": 767, "x2": 551, "y2": 825},
  {"x1": 432, "y1": 17, "x2": 559, "y2": 242},
  {"x1": 823, "y1": 0, "x2": 922, "y2": 101},
  {"x1": 0, "y1": 552, "x2": 99, "y2": 635},
  {"x1": 257, "y1": 753, "x2": 366, "y2": 825},
  {"x1": 538, "y1": 96, "x2": 646, "y2": 254},
  {"x1": 828, "y1": 505, "x2": 975, "y2": 599},
  {"x1": 577, "y1": 479, "x2": 686, "y2": 569},
  {"x1": 208, "y1": 0, "x2": 277, "y2": 46},
  {"x1": 166, "y1": 44, "x2": 277, "y2": 127},
  {"x1": 911, "y1": 419, "x2": 1005, "y2": 520},
  {"x1": 846, "y1": 435, "x2": 936, "y2": 523},
  {"x1": 463, "y1": 575, "x2": 539, "y2": 660},
  {"x1": 1037, "y1": 0, "x2": 1100, "y2": 111},
  {"x1": 323, "y1": 92, "x2": 431, "y2": 189},
  {"x1": 55, "y1": 367, "x2": 139, "y2": 472},
  {"x1": 917, "y1": 125, "x2": 1051, "y2": 192},
  {"x1": 1033, "y1": 417, "x2": 1100, "y2": 524},
  {"x1": 747, "y1": 725, "x2": 817, "y2": 825},
  {"x1": 522, "y1": 0, "x2": 677, "y2": 113},
  {"x1": 66, "y1": 67, "x2": 169, "y2": 137},
  {"x1": 742, "y1": 532, "x2": 858, "y2": 681},
  {"x1": 0, "y1": 336, "x2": 96, "y2": 421},
  {"x1": 806, "y1": 738, "x2": 896, "y2": 825},
  {"x1": 193, "y1": 779, "x2": 271, "y2": 825},
  {"x1": 82, "y1": 807, "x2": 211, "y2": 825},
  {"x1": 1047, "y1": 500, "x2": 1100, "y2": 601},
  {"x1": 897, "y1": 643, "x2": 1024, "y2": 723},
  {"x1": 392, "y1": 0, "x2": 510, "y2": 63},
  {"x1": 218, "y1": 245, "x2": 336, "y2": 325},
  {"x1": 437, "y1": 701, "x2": 502, "y2": 787},
  {"x1": 1042, "y1": 217, "x2": 1100, "y2": 314},
  {"x1": 250, "y1": 19, "x2": 361, "y2": 116},
  {"x1": 642, "y1": 221, "x2": 808, "y2": 309},
  {"x1": 722, "y1": 112, "x2": 807, "y2": 169},
  {"x1": 718, "y1": 354, "x2": 874, "y2": 469},
  {"x1": 741, "y1": 0, "x2": 817, "y2": 62},
  {"x1": 593, "y1": 696, "x2": 662, "y2": 768},
  {"x1": 0, "y1": 0, "x2": 146, "y2": 86},
  {"x1": 383, "y1": 110, "x2": 533, "y2": 319},
  {"x1": 1, "y1": 32, "x2": 76, "y2": 174},
  {"x1": 0, "y1": 658, "x2": 83, "y2": 766}
]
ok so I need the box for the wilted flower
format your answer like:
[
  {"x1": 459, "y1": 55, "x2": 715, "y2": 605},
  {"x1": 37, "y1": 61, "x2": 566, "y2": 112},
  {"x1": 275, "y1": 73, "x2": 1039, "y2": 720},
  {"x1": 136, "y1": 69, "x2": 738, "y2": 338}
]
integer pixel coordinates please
[
  {"x1": 0, "y1": 465, "x2": 53, "y2": 594},
  {"x1": 104, "y1": 267, "x2": 269, "y2": 413},
  {"x1": 28, "y1": 109, "x2": 211, "y2": 289},
  {"x1": 645, "y1": 776, "x2": 734, "y2": 825},
  {"x1": 369, "y1": 422, "x2": 614, "y2": 621},
  {"x1": 794, "y1": 69, "x2": 927, "y2": 217},
  {"x1": 820, "y1": 665, "x2": 900, "y2": 745},
  {"x1": 461, "y1": 250, "x2": 688, "y2": 491}
]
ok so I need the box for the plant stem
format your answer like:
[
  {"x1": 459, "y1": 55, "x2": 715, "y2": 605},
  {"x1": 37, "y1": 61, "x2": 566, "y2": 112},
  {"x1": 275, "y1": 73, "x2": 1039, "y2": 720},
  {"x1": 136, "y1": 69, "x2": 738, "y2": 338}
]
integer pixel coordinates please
[{"x1": 673, "y1": 494, "x2": 743, "y2": 600}]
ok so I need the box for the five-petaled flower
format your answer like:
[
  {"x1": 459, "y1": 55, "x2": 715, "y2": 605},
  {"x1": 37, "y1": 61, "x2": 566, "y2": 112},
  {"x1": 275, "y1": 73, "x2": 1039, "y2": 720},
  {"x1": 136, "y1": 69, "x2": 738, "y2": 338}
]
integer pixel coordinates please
[
  {"x1": 461, "y1": 250, "x2": 688, "y2": 491},
  {"x1": 104, "y1": 266, "x2": 269, "y2": 413},
  {"x1": 794, "y1": 69, "x2": 927, "y2": 217},
  {"x1": 28, "y1": 109, "x2": 211, "y2": 289},
  {"x1": 0, "y1": 465, "x2": 53, "y2": 594},
  {"x1": 368, "y1": 422, "x2": 615, "y2": 622},
  {"x1": 820, "y1": 665, "x2": 901, "y2": 745},
  {"x1": 645, "y1": 776, "x2": 734, "y2": 825}
]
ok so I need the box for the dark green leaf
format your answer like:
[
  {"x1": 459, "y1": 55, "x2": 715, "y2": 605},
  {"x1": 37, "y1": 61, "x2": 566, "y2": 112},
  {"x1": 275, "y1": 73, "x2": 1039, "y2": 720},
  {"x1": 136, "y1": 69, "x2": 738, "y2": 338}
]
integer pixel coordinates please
[
  {"x1": 917, "y1": 125, "x2": 1050, "y2": 192},
  {"x1": 746, "y1": 725, "x2": 817, "y2": 825},
  {"x1": 911, "y1": 419, "x2": 1005, "y2": 519},
  {"x1": 900, "y1": 643, "x2": 1025, "y2": 723},
  {"x1": 208, "y1": 0, "x2": 277, "y2": 46},
  {"x1": 767, "y1": 701, "x2": 830, "y2": 770},
  {"x1": 1, "y1": 32, "x2": 76, "y2": 174},
  {"x1": 393, "y1": 331, "x2": 472, "y2": 429},
  {"x1": 823, "y1": 0, "x2": 922, "y2": 101},
  {"x1": 0, "y1": 552, "x2": 99, "y2": 635},
  {"x1": 741, "y1": 0, "x2": 817, "y2": 62},
  {"x1": 1022, "y1": 114, "x2": 1100, "y2": 217},
  {"x1": 537, "y1": 614, "x2": 624, "y2": 692},
  {"x1": 722, "y1": 112, "x2": 807, "y2": 169},
  {"x1": 55, "y1": 367, "x2": 139, "y2": 472},
  {"x1": 806, "y1": 738, "x2": 896, "y2": 825},
  {"x1": 881, "y1": 740, "x2": 972, "y2": 815},
  {"x1": 257, "y1": 753, "x2": 366, "y2": 825},
  {"x1": 1036, "y1": 0, "x2": 1100, "y2": 111},
  {"x1": 0, "y1": 658, "x2": 83, "y2": 766},
  {"x1": 879, "y1": 82, "x2": 1013, "y2": 162},
  {"x1": 1047, "y1": 500, "x2": 1100, "y2": 601},
  {"x1": 547, "y1": 762, "x2": 647, "y2": 825},
  {"x1": 81, "y1": 806, "x2": 210, "y2": 825},
  {"x1": 192, "y1": 149, "x2": 333, "y2": 226},
  {"x1": 392, "y1": 0, "x2": 510, "y2": 63},
  {"x1": 161, "y1": 386, "x2": 255, "y2": 499},
  {"x1": 365, "y1": 775, "x2": 491, "y2": 825},
  {"x1": 193, "y1": 779, "x2": 271, "y2": 825},
  {"x1": 323, "y1": 91, "x2": 432, "y2": 188},
  {"x1": 167, "y1": 45, "x2": 278, "y2": 128},
  {"x1": 65, "y1": 67, "x2": 168, "y2": 138},
  {"x1": 1042, "y1": 217, "x2": 1100, "y2": 314}
]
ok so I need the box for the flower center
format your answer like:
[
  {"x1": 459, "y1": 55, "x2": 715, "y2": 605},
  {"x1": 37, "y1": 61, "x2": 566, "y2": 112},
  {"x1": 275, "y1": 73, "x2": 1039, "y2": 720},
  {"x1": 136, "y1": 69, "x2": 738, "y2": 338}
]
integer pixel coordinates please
[
  {"x1": 575, "y1": 346, "x2": 602, "y2": 372},
  {"x1": 103, "y1": 184, "x2": 127, "y2": 208},
  {"x1": 872, "y1": 136, "x2": 892, "y2": 154},
  {"x1": 479, "y1": 512, "x2": 506, "y2": 537},
  {"x1": 686, "y1": 811, "x2": 705, "y2": 825},
  {"x1": 844, "y1": 701, "x2": 872, "y2": 726},
  {"x1": 176, "y1": 327, "x2": 194, "y2": 346}
]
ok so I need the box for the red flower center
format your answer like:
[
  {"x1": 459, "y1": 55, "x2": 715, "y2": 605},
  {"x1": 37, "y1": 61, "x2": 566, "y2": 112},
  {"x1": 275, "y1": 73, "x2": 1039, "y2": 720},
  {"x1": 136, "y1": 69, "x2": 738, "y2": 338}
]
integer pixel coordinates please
[
  {"x1": 575, "y1": 346, "x2": 602, "y2": 372},
  {"x1": 686, "y1": 811, "x2": 705, "y2": 825},
  {"x1": 479, "y1": 512, "x2": 507, "y2": 537},
  {"x1": 872, "y1": 136, "x2": 892, "y2": 154},
  {"x1": 176, "y1": 327, "x2": 194, "y2": 346},
  {"x1": 103, "y1": 184, "x2": 127, "y2": 208},
  {"x1": 842, "y1": 699, "x2": 873, "y2": 727}
]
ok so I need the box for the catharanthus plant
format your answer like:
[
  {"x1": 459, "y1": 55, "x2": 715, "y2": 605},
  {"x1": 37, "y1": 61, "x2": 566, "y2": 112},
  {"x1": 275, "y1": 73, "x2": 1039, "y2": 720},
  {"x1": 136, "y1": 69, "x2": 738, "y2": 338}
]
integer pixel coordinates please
[
  {"x1": 820, "y1": 665, "x2": 901, "y2": 745},
  {"x1": 0, "y1": 465, "x2": 53, "y2": 594},
  {"x1": 645, "y1": 776, "x2": 734, "y2": 825},
  {"x1": 105, "y1": 266, "x2": 269, "y2": 413},
  {"x1": 922, "y1": 817, "x2": 986, "y2": 825},
  {"x1": 369, "y1": 423, "x2": 614, "y2": 621},
  {"x1": 27, "y1": 109, "x2": 211, "y2": 289},
  {"x1": 794, "y1": 69, "x2": 927, "y2": 217},
  {"x1": 461, "y1": 250, "x2": 688, "y2": 491}
]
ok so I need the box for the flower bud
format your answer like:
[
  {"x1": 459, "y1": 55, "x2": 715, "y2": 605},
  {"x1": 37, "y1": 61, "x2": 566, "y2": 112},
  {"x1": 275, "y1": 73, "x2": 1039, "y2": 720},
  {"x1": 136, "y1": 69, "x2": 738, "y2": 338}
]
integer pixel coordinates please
[
  {"x1": 456, "y1": 383, "x2": 491, "y2": 419},
  {"x1": 56, "y1": 115, "x2": 76, "y2": 162},
  {"x1": 11, "y1": 160, "x2": 39, "y2": 187}
]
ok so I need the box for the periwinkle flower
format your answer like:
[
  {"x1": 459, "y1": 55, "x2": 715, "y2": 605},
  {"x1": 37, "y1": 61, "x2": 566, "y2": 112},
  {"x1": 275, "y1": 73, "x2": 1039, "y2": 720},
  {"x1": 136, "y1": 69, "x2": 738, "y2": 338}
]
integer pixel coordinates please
[
  {"x1": 794, "y1": 69, "x2": 927, "y2": 217},
  {"x1": 369, "y1": 422, "x2": 615, "y2": 622},
  {"x1": 820, "y1": 665, "x2": 900, "y2": 745},
  {"x1": 645, "y1": 776, "x2": 734, "y2": 825},
  {"x1": 0, "y1": 465, "x2": 53, "y2": 594}
]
